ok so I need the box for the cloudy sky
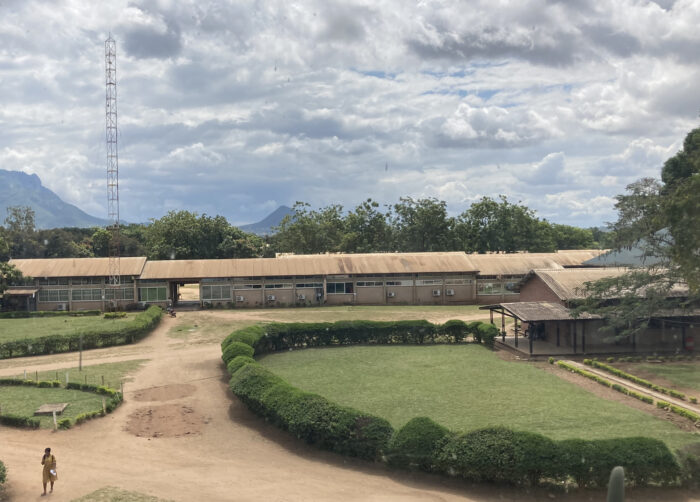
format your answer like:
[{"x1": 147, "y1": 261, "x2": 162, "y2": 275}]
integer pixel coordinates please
[{"x1": 1, "y1": 0, "x2": 699, "y2": 228}]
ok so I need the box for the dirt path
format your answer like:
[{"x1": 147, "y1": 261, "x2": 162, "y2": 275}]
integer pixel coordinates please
[{"x1": 0, "y1": 311, "x2": 697, "y2": 502}]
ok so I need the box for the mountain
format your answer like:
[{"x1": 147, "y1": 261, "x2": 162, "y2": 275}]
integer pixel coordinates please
[
  {"x1": 0, "y1": 169, "x2": 109, "y2": 229},
  {"x1": 239, "y1": 205, "x2": 294, "y2": 235}
]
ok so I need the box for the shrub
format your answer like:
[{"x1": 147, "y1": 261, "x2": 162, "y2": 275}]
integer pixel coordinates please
[
  {"x1": 584, "y1": 360, "x2": 687, "y2": 400},
  {"x1": 478, "y1": 323, "x2": 499, "y2": 349},
  {"x1": 439, "y1": 320, "x2": 469, "y2": 343},
  {"x1": 434, "y1": 427, "x2": 559, "y2": 486},
  {"x1": 57, "y1": 418, "x2": 72, "y2": 429},
  {"x1": 103, "y1": 312, "x2": 127, "y2": 319},
  {"x1": 0, "y1": 460, "x2": 5, "y2": 485},
  {"x1": 221, "y1": 341, "x2": 255, "y2": 365},
  {"x1": 607, "y1": 357, "x2": 615, "y2": 363},
  {"x1": 221, "y1": 325, "x2": 266, "y2": 352},
  {"x1": 466, "y1": 321, "x2": 483, "y2": 343},
  {"x1": 548, "y1": 357, "x2": 555, "y2": 365},
  {"x1": 388, "y1": 417, "x2": 450, "y2": 471},
  {"x1": 226, "y1": 355, "x2": 257, "y2": 375},
  {"x1": 0, "y1": 414, "x2": 40, "y2": 428}
]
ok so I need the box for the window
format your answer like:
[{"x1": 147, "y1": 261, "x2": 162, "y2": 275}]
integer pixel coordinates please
[
  {"x1": 234, "y1": 283, "x2": 262, "y2": 290},
  {"x1": 504, "y1": 281, "x2": 520, "y2": 293},
  {"x1": 264, "y1": 283, "x2": 292, "y2": 289},
  {"x1": 477, "y1": 280, "x2": 504, "y2": 295},
  {"x1": 327, "y1": 282, "x2": 354, "y2": 294},
  {"x1": 138, "y1": 287, "x2": 167, "y2": 302},
  {"x1": 38, "y1": 289, "x2": 69, "y2": 302},
  {"x1": 445, "y1": 278, "x2": 473, "y2": 285},
  {"x1": 71, "y1": 289, "x2": 103, "y2": 301},
  {"x1": 38, "y1": 278, "x2": 69, "y2": 286},
  {"x1": 356, "y1": 281, "x2": 383, "y2": 287},
  {"x1": 74, "y1": 277, "x2": 102, "y2": 285},
  {"x1": 201, "y1": 285, "x2": 231, "y2": 300},
  {"x1": 416, "y1": 279, "x2": 443, "y2": 286},
  {"x1": 104, "y1": 287, "x2": 135, "y2": 300},
  {"x1": 295, "y1": 282, "x2": 323, "y2": 289},
  {"x1": 385, "y1": 280, "x2": 413, "y2": 286}
]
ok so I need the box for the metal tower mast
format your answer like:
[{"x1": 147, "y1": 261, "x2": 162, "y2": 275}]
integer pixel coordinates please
[{"x1": 105, "y1": 35, "x2": 120, "y2": 290}]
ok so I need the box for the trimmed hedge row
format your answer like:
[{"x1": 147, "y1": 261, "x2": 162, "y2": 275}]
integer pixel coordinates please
[
  {"x1": 0, "y1": 378, "x2": 123, "y2": 429},
  {"x1": 557, "y1": 361, "x2": 655, "y2": 405},
  {"x1": 229, "y1": 362, "x2": 393, "y2": 460},
  {"x1": 583, "y1": 359, "x2": 688, "y2": 401},
  {"x1": 657, "y1": 400, "x2": 700, "y2": 422},
  {"x1": 0, "y1": 310, "x2": 101, "y2": 319},
  {"x1": 0, "y1": 306, "x2": 163, "y2": 359},
  {"x1": 221, "y1": 319, "x2": 496, "y2": 359},
  {"x1": 222, "y1": 322, "x2": 688, "y2": 488},
  {"x1": 0, "y1": 459, "x2": 5, "y2": 485}
]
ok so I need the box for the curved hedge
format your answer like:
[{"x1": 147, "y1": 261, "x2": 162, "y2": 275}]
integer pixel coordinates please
[
  {"x1": 222, "y1": 321, "x2": 687, "y2": 488},
  {"x1": 0, "y1": 306, "x2": 163, "y2": 359},
  {"x1": 0, "y1": 378, "x2": 123, "y2": 429}
]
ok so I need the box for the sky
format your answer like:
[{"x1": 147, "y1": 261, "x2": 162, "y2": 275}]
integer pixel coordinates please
[{"x1": 0, "y1": 0, "x2": 699, "y2": 228}]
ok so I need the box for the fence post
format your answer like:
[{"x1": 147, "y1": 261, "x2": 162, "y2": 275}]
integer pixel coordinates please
[
  {"x1": 52, "y1": 410, "x2": 57, "y2": 430},
  {"x1": 102, "y1": 397, "x2": 106, "y2": 414}
]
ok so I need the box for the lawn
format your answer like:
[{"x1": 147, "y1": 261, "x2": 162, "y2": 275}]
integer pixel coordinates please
[
  {"x1": 635, "y1": 362, "x2": 700, "y2": 393},
  {"x1": 260, "y1": 344, "x2": 698, "y2": 451},
  {"x1": 11, "y1": 360, "x2": 147, "y2": 390},
  {"x1": 0, "y1": 314, "x2": 139, "y2": 344},
  {"x1": 0, "y1": 386, "x2": 106, "y2": 428}
]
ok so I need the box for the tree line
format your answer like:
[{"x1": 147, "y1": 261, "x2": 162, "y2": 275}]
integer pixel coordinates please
[{"x1": 0, "y1": 195, "x2": 610, "y2": 265}]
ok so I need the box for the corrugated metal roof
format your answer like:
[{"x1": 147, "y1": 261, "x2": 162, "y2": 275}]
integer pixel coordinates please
[
  {"x1": 9, "y1": 257, "x2": 147, "y2": 278},
  {"x1": 480, "y1": 302, "x2": 601, "y2": 321},
  {"x1": 3, "y1": 288, "x2": 39, "y2": 295},
  {"x1": 532, "y1": 268, "x2": 632, "y2": 300},
  {"x1": 140, "y1": 252, "x2": 479, "y2": 280},
  {"x1": 466, "y1": 251, "x2": 605, "y2": 277}
]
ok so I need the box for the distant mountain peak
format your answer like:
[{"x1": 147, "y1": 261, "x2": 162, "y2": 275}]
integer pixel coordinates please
[
  {"x1": 239, "y1": 205, "x2": 294, "y2": 235},
  {"x1": 0, "y1": 169, "x2": 109, "y2": 229}
]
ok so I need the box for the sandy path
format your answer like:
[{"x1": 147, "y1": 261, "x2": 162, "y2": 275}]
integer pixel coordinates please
[{"x1": 0, "y1": 312, "x2": 695, "y2": 502}]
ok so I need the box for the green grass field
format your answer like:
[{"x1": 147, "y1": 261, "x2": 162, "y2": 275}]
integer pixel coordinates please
[
  {"x1": 0, "y1": 386, "x2": 107, "y2": 428},
  {"x1": 260, "y1": 344, "x2": 697, "y2": 450},
  {"x1": 11, "y1": 360, "x2": 147, "y2": 390},
  {"x1": 70, "y1": 486, "x2": 173, "y2": 502},
  {"x1": 0, "y1": 314, "x2": 139, "y2": 343},
  {"x1": 636, "y1": 362, "x2": 700, "y2": 393}
]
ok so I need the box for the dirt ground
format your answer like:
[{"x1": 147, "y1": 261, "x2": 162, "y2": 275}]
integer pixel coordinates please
[{"x1": 1, "y1": 311, "x2": 698, "y2": 502}]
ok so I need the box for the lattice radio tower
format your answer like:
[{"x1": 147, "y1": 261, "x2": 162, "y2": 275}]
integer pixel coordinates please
[{"x1": 105, "y1": 35, "x2": 120, "y2": 290}]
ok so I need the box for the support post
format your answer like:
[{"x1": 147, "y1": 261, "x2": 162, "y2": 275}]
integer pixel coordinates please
[
  {"x1": 515, "y1": 327, "x2": 518, "y2": 348},
  {"x1": 573, "y1": 322, "x2": 577, "y2": 354},
  {"x1": 529, "y1": 330, "x2": 533, "y2": 355},
  {"x1": 582, "y1": 322, "x2": 586, "y2": 354},
  {"x1": 490, "y1": 309, "x2": 493, "y2": 325},
  {"x1": 556, "y1": 322, "x2": 560, "y2": 347},
  {"x1": 501, "y1": 311, "x2": 505, "y2": 339}
]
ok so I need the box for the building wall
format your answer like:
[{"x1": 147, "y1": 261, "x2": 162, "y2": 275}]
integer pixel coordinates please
[{"x1": 518, "y1": 275, "x2": 563, "y2": 304}]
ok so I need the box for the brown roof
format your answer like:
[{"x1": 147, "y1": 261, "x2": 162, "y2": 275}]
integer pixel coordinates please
[
  {"x1": 531, "y1": 268, "x2": 634, "y2": 300},
  {"x1": 140, "y1": 252, "x2": 480, "y2": 280},
  {"x1": 480, "y1": 302, "x2": 601, "y2": 321},
  {"x1": 9, "y1": 257, "x2": 147, "y2": 278},
  {"x1": 467, "y1": 250, "x2": 605, "y2": 277},
  {"x1": 3, "y1": 288, "x2": 39, "y2": 296}
]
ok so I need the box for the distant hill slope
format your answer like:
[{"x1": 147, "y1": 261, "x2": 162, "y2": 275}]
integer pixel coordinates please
[
  {"x1": 239, "y1": 205, "x2": 294, "y2": 235},
  {"x1": 0, "y1": 169, "x2": 108, "y2": 229}
]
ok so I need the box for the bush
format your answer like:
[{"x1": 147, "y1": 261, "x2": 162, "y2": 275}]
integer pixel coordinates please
[
  {"x1": 222, "y1": 341, "x2": 255, "y2": 365},
  {"x1": 229, "y1": 363, "x2": 393, "y2": 460},
  {"x1": 466, "y1": 321, "x2": 483, "y2": 343},
  {"x1": 103, "y1": 312, "x2": 127, "y2": 319},
  {"x1": 0, "y1": 459, "x2": 5, "y2": 485},
  {"x1": 477, "y1": 323, "x2": 499, "y2": 349},
  {"x1": 0, "y1": 310, "x2": 100, "y2": 319},
  {"x1": 388, "y1": 417, "x2": 450, "y2": 471},
  {"x1": 439, "y1": 320, "x2": 469, "y2": 343},
  {"x1": 434, "y1": 427, "x2": 559, "y2": 486},
  {"x1": 57, "y1": 418, "x2": 72, "y2": 429},
  {"x1": 221, "y1": 325, "x2": 266, "y2": 352},
  {"x1": 0, "y1": 414, "x2": 40, "y2": 428},
  {"x1": 226, "y1": 355, "x2": 257, "y2": 375},
  {"x1": 0, "y1": 306, "x2": 163, "y2": 359},
  {"x1": 548, "y1": 357, "x2": 555, "y2": 365},
  {"x1": 584, "y1": 359, "x2": 687, "y2": 400}
]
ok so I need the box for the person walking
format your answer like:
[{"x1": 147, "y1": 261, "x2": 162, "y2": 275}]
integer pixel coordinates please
[{"x1": 41, "y1": 447, "x2": 57, "y2": 496}]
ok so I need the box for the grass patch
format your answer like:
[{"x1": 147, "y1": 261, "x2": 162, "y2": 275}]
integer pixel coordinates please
[
  {"x1": 71, "y1": 486, "x2": 173, "y2": 502},
  {"x1": 636, "y1": 362, "x2": 700, "y2": 393},
  {"x1": 260, "y1": 344, "x2": 697, "y2": 451},
  {"x1": 11, "y1": 360, "x2": 147, "y2": 389},
  {"x1": 0, "y1": 386, "x2": 106, "y2": 428},
  {"x1": 0, "y1": 314, "x2": 138, "y2": 343}
]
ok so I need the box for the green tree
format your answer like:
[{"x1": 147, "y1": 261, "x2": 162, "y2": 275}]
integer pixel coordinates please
[
  {"x1": 272, "y1": 202, "x2": 346, "y2": 254},
  {"x1": 550, "y1": 224, "x2": 595, "y2": 250},
  {"x1": 0, "y1": 261, "x2": 24, "y2": 296},
  {"x1": 341, "y1": 199, "x2": 393, "y2": 253},
  {"x1": 578, "y1": 127, "x2": 700, "y2": 336},
  {"x1": 4, "y1": 206, "x2": 41, "y2": 258},
  {"x1": 456, "y1": 196, "x2": 554, "y2": 253},
  {"x1": 91, "y1": 228, "x2": 112, "y2": 257},
  {"x1": 391, "y1": 197, "x2": 455, "y2": 252}
]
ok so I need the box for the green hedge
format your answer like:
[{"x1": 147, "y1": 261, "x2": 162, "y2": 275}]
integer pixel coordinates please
[
  {"x1": 229, "y1": 361, "x2": 393, "y2": 460},
  {"x1": 221, "y1": 319, "x2": 496, "y2": 357},
  {"x1": 0, "y1": 378, "x2": 123, "y2": 429},
  {"x1": 388, "y1": 417, "x2": 450, "y2": 471},
  {"x1": 0, "y1": 310, "x2": 101, "y2": 319},
  {"x1": 221, "y1": 322, "x2": 686, "y2": 488},
  {"x1": 583, "y1": 359, "x2": 687, "y2": 400},
  {"x1": 0, "y1": 306, "x2": 162, "y2": 359},
  {"x1": 0, "y1": 459, "x2": 5, "y2": 485},
  {"x1": 221, "y1": 341, "x2": 255, "y2": 365},
  {"x1": 657, "y1": 400, "x2": 700, "y2": 422}
]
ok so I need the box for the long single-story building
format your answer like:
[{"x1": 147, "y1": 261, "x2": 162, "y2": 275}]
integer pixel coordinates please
[{"x1": 3, "y1": 250, "x2": 605, "y2": 311}]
